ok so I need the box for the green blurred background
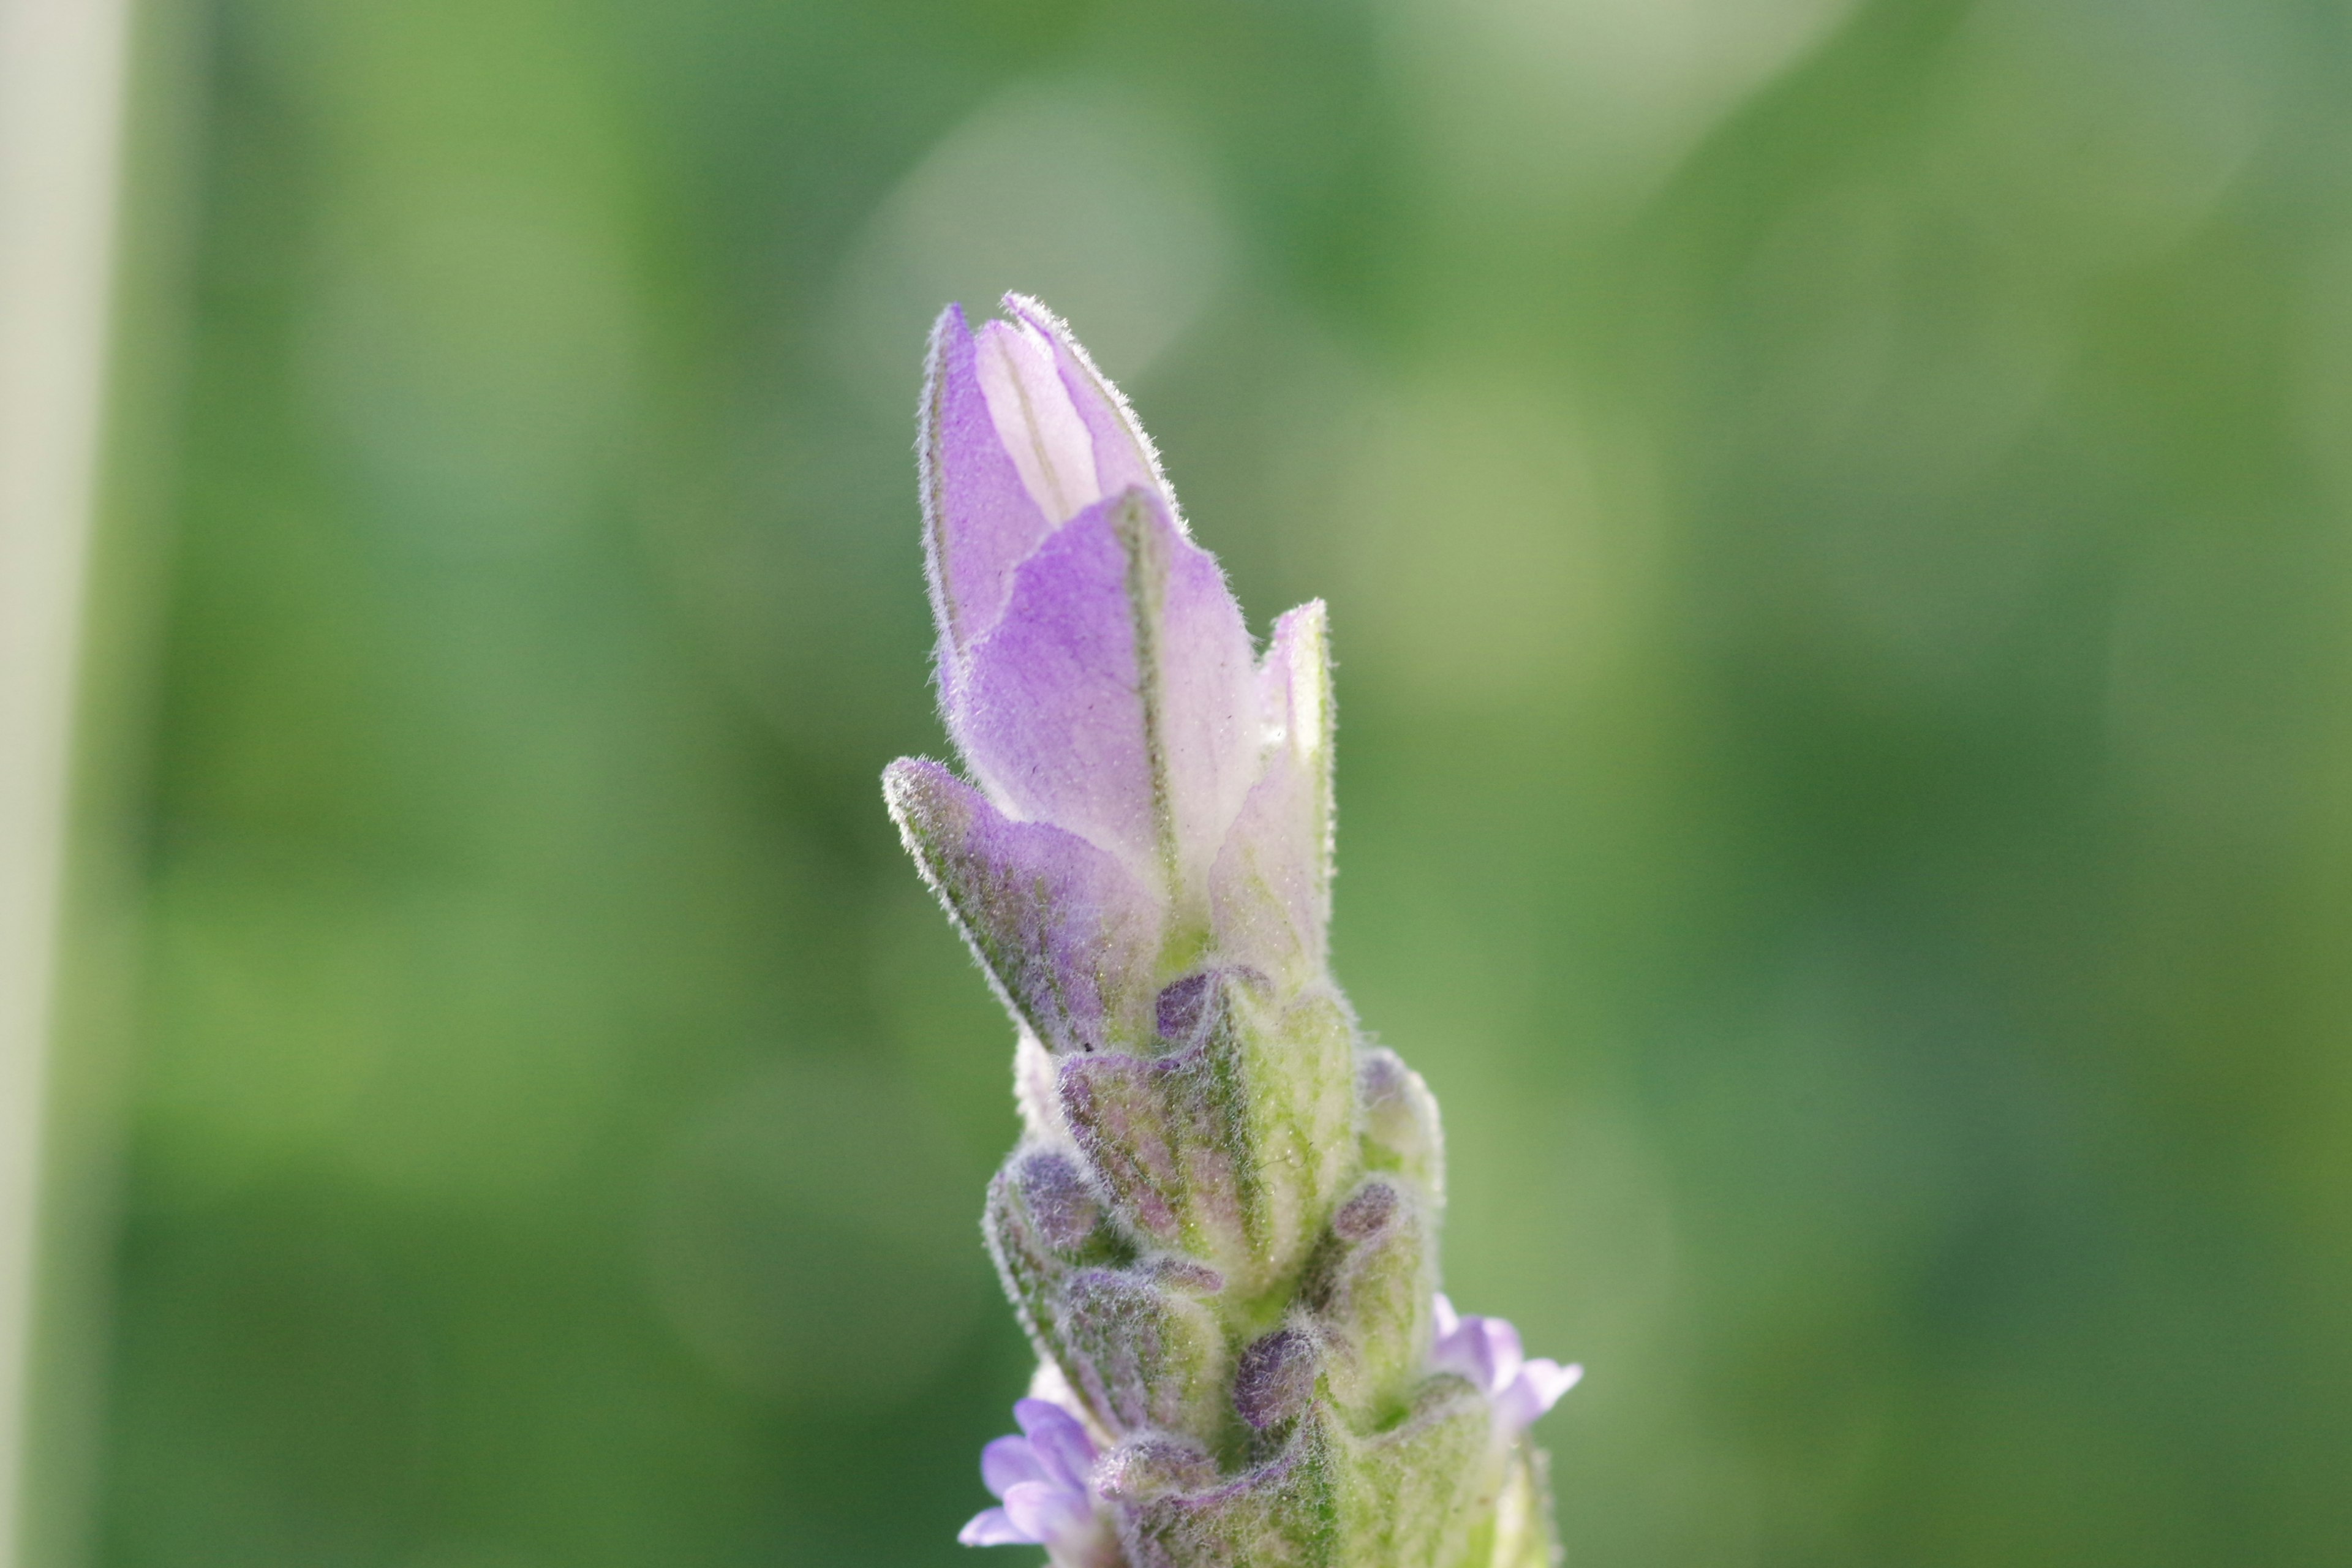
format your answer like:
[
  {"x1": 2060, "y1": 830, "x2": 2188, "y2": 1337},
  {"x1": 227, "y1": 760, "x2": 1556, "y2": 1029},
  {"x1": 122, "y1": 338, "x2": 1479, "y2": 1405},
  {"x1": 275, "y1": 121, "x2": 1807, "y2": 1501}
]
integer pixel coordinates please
[{"x1": 51, "y1": 0, "x2": 2352, "y2": 1563}]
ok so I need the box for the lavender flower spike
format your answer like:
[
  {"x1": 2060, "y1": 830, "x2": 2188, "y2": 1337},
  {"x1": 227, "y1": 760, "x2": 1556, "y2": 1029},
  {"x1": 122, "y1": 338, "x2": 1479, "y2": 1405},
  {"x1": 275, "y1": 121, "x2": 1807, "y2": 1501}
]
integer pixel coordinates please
[{"x1": 886, "y1": 296, "x2": 1578, "y2": 1568}]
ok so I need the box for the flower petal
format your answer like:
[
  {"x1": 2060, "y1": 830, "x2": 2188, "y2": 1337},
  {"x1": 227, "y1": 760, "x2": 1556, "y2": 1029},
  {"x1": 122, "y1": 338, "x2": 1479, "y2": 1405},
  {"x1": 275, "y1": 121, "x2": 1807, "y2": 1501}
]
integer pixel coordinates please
[
  {"x1": 884, "y1": 758, "x2": 1159, "y2": 1053},
  {"x1": 959, "y1": 1506, "x2": 1036, "y2": 1547},
  {"x1": 922, "y1": 305, "x2": 1060, "y2": 659},
  {"x1": 1005, "y1": 293, "x2": 1169, "y2": 507},
  {"x1": 1476, "y1": 1316, "x2": 1525, "y2": 1393},
  {"x1": 1210, "y1": 600, "x2": 1334, "y2": 981},
  {"x1": 1012, "y1": 1397, "x2": 1098, "y2": 1492},
  {"x1": 1002, "y1": 1481, "x2": 1090, "y2": 1547},
  {"x1": 952, "y1": 487, "x2": 1257, "y2": 893},
  {"x1": 981, "y1": 1434, "x2": 1049, "y2": 1499},
  {"x1": 973, "y1": 314, "x2": 1104, "y2": 526},
  {"x1": 1522, "y1": 1358, "x2": 1583, "y2": 1414},
  {"x1": 1491, "y1": 1359, "x2": 1580, "y2": 1434}
]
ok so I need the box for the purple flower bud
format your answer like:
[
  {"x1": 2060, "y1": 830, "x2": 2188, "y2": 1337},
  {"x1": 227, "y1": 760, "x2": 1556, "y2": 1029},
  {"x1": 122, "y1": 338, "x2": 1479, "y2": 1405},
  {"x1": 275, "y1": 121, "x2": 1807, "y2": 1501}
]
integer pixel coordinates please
[
  {"x1": 1153, "y1": 970, "x2": 1220, "y2": 1044},
  {"x1": 1232, "y1": 1326, "x2": 1319, "y2": 1430},
  {"x1": 1016, "y1": 1150, "x2": 1104, "y2": 1253},
  {"x1": 1330, "y1": 1179, "x2": 1399, "y2": 1242},
  {"x1": 899, "y1": 296, "x2": 1338, "y2": 1020},
  {"x1": 922, "y1": 298, "x2": 1254, "y2": 894},
  {"x1": 923, "y1": 296, "x2": 1169, "y2": 636},
  {"x1": 1429, "y1": 1294, "x2": 1582, "y2": 1439}
]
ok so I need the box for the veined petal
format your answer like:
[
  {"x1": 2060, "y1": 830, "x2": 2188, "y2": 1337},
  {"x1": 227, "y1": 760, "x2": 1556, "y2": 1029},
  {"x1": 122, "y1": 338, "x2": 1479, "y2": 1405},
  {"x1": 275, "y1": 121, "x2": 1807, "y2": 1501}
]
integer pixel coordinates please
[
  {"x1": 1012, "y1": 1398, "x2": 1098, "y2": 1491},
  {"x1": 922, "y1": 305, "x2": 1058, "y2": 658},
  {"x1": 952, "y1": 487, "x2": 1257, "y2": 897},
  {"x1": 974, "y1": 314, "x2": 1104, "y2": 526},
  {"x1": 982, "y1": 1434, "x2": 1050, "y2": 1498},
  {"x1": 1210, "y1": 600, "x2": 1334, "y2": 980},
  {"x1": 1005, "y1": 293, "x2": 1170, "y2": 509},
  {"x1": 884, "y1": 758, "x2": 1159, "y2": 1054}
]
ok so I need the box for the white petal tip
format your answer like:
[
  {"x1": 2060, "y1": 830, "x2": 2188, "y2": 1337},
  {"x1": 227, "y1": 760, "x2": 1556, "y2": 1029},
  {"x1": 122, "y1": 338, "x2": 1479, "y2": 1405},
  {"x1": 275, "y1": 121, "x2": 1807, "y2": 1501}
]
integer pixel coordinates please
[
  {"x1": 959, "y1": 1508, "x2": 1033, "y2": 1547},
  {"x1": 1528, "y1": 1359, "x2": 1583, "y2": 1412}
]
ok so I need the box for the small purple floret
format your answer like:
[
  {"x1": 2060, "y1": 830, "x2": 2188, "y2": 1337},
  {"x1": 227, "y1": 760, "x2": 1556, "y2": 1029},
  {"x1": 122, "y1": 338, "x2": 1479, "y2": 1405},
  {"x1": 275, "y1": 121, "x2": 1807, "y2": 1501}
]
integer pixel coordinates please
[
  {"x1": 960, "y1": 1398, "x2": 1115, "y2": 1565},
  {"x1": 1430, "y1": 1294, "x2": 1583, "y2": 1436}
]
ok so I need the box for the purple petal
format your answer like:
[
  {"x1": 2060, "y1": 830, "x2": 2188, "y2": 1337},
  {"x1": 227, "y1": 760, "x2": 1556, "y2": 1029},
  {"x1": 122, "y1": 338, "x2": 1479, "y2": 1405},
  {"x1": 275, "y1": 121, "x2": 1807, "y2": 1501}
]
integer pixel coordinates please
[
  {"x1": 1006, "y1": 293, "x2": 1168, "y2": 505},
  {"x1": 1012, "y1": 1398, "x2": 1098, "y2": 1491},
  {"x1": 1432, "y1": 1292, "x2": 1462, "y2": 1343},
  {"x1": 973, "y1": 315, "x2": 1104, "y2": 525},
  {"x1": 1523, "y1": 1358, "x2": 1583, "y2": 1414},
  {"x1": 959, "y1": 1506, "x2": 1036, "y2": 1547},
  {"x1": 1492, "y1": 1359, "x2": 1581, "y2": 1434},
  {"x1": 981, "y1": 1434, "x2": 1048, "y2": 1499},
  {"x1": 922, "y1": 305, "x2": 1058, "y2": 658},
  {"x1": 1209, "y1": 601, "x2": 1334, "y2": 978},
  {"x1": 1431, "y1": 1305, "x2": 1526, "y2": 1394},
  {"x1": 951, "y1": 488, "x2": 1257, "y2": 889},
  {"x1": 1490, "y1": 1376, "x2": 1544, "y2": 1435},
  {"x1": 1476, "y1": 1316, "x2": 1525, "y2": 1392},
  {"x1": 884, "y1": 758, "x2": 1159, "y2": 1053},
  {"x1": 1002, "y1": 1480, "x2": 1090, "y2": 1545}
]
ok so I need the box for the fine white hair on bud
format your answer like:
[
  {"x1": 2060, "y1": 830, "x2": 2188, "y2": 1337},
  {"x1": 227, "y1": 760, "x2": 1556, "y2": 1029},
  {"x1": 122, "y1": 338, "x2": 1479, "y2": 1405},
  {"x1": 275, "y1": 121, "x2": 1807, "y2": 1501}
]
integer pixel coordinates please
[{"x1": 890, "y1": 295, "x2": 1579, "y2": 1568}]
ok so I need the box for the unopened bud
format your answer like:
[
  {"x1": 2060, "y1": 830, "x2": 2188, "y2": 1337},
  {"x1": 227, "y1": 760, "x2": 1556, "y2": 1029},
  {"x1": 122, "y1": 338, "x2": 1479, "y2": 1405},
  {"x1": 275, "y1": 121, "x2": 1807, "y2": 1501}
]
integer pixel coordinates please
[{"x1": 1232, "y1": 1327, "x2": 1319, "y2": 1431}]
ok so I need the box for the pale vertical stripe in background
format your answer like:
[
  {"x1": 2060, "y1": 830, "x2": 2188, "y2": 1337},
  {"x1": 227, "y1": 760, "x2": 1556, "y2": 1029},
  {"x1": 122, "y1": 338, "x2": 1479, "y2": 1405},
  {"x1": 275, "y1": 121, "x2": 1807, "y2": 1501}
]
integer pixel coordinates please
[{"x1": 1, "y1": 0, "x2": 134, "y2": 1561}]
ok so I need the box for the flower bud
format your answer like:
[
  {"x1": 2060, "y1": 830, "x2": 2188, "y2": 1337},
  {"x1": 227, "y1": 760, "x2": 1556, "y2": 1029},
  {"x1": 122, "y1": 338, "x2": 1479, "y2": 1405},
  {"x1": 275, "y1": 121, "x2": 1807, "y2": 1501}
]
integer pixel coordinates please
[
  {"x1": 1018, "y1": 1149, "x2": 1107, "y2": 1254},
  {"x1": 906, "y1": 296, "x2": 1340, "y2": 999},
  {"x1": 1231, "y1": 1326, "x2": 1320, "y2": 1432}
]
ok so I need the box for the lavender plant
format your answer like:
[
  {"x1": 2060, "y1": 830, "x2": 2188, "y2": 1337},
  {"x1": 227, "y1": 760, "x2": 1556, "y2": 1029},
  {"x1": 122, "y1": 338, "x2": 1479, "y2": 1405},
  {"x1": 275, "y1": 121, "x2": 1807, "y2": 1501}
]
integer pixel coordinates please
[{"x1": 885, "y1": 296, "x2": 1579, "y2": 1568}]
